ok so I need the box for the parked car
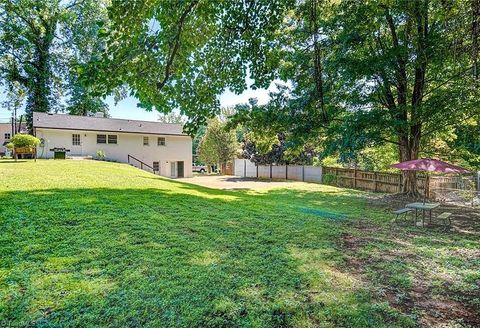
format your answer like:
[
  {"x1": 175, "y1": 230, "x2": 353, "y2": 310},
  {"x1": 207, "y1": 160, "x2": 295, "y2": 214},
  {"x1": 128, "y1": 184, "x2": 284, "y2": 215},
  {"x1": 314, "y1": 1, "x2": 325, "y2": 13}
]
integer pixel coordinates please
[{"x1": 192, "y1": 164, "x2": 207, "y2": 173}]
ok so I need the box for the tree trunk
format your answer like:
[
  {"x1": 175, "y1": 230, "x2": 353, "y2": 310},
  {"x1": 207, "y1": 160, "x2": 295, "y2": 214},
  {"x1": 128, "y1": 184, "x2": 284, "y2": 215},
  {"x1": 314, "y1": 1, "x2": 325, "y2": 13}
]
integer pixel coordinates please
[
  {"x1": 25, "y1": 19, "x2": 56, "y2": 133},
  {"x1": 399, "y1": 136, "x2": 421, "y2": 197},
  {"x1": 473, "y1": 0, "x2": 480, "y2": 83},
  {"x1": 310, "y1": 0, "x2": 327, "y2": 123}
]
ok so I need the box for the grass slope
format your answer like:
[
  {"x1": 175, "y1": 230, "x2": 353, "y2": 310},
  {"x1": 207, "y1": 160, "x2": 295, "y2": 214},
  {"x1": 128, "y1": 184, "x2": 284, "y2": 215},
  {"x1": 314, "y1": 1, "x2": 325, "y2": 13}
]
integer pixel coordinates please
[{"x1": 0, "y1": 160, "x2": 477, "y2": 327}]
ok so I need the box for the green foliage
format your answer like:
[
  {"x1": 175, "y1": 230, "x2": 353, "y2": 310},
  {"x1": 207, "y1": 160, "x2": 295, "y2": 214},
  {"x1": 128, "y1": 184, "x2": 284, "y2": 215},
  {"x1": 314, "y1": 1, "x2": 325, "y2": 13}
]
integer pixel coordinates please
[
  {"x1": 10, "y1": 134, "x2": 40, "y2": 148},
  {"x1": 356, "y1": 144, "x2": 398, "y2": 172},
  {"x1": 95, "y1": 150, "x2": 106, "y2": 160},
  {"x1": 157, "y1": 112, "x2": 186, "y2": 124},
  {"x1": 197, "y1": 118, "x2": 238, "y2": 165},
  {"x1": 87, "y1": 0, "x2": 294, "y2": 134},
  {"x1": 5, "y1": 142, "x2": 14, "y2": 150},
  {"x1": 247, "y1": 131, "x2": 279, "y2": 155},
  {"x1": 321, "y1": 173, "x2": 337, "y2": 185},
  {"x1": 0, "y1": 0, "x2": 109, "y2": 130},
  {"x1": 448, "y1": 121, "x2": 480, "y2": 169}
]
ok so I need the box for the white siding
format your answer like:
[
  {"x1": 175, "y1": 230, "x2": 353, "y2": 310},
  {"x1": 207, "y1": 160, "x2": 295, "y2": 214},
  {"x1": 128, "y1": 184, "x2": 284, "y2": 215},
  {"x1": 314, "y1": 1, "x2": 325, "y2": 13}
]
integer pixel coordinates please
[
  {"x1": 35, "y1": 128, "x2": 193, "y2": 178},
  {"x1": 0, "y1": 124, "x2": 11, "y2": 155}
]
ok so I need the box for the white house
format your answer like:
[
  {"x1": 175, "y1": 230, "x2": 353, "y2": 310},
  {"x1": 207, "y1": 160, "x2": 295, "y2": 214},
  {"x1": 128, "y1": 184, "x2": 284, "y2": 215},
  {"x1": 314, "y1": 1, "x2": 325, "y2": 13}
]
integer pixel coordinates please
[
  {"x1": 33, "y1": 112, "x2": 192, "y2": 178},
  {"x1": 0, "y1": 122, "x2": 27, "y2": 156}
]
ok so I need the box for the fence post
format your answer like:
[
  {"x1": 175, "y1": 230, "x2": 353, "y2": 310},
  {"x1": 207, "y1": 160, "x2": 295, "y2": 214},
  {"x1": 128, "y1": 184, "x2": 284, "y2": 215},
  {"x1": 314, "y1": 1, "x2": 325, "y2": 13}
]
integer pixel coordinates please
[
  {"x1": 426, "y1": 175, "x2": 430, "y2": 199},
  {"x1": 353, "y1": 168, "x2": 357, "y2": 188},
  {"x1": 270, "y1": 164, "x2": 272, "y2": 179},
  {"x1": 477, "y1": 171, "x2": 480, "y2": 191},
  {"x1": 302, "y1": 165, "x2": 305, "y2": 182},
  {"x1": 374, "y1": 172, "x2": 378, "y2": 192},
  {"x1": 256, "y1": 164, "x2": 259, "y2": 178},
  {"x1": 285, "y1": 164, "x2": 288, "y2": 180},
  {"x1": 244, "y1": 160, "x2": 247, "y2": 177}
]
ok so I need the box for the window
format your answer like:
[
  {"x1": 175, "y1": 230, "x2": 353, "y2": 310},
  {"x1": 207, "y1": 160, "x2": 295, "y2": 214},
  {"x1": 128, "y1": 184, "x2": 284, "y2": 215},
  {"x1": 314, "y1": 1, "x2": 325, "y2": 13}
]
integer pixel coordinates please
[
  {"x1": 153, "y1": 161, "x2": 159, "y2": 172},
  {"x1": 97, "y1": 134, "x2": 106, "y2": 144},
  {"x1": 72, "y1": 134, "x2": 81, "y2": 146},
  {"x1": 108, "y1": 135, "x2": 117, "y2": 144},
  {"x1": 143, "y1": 136, "x2": 149, "y2": 146},
  {"x1": 157, "y1": 137, "x2": 166, "y2": 146},
  {"x1": 4, "y1": 133, "x2": 11, "y2": 140}
]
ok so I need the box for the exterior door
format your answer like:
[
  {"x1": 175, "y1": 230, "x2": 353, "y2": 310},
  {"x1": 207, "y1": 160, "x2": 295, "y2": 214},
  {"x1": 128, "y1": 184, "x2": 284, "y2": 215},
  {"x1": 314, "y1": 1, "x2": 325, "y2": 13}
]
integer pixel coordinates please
[
  {"x1": 177, "y1": 161, "x2": 184, "y2": 178},
  {"x1": 71, "y1": 133, "x2": 82, "y2": 156},
  {"x1": 170, "y1": 162, "x2": 176, "y2": 177}
]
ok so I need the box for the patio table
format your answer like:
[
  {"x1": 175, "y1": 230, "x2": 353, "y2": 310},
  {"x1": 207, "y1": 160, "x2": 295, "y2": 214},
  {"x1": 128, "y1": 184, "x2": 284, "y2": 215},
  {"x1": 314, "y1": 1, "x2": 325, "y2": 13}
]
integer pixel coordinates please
[{"x1": 406, "y1": 202, "x2": 440, "y2": 227}]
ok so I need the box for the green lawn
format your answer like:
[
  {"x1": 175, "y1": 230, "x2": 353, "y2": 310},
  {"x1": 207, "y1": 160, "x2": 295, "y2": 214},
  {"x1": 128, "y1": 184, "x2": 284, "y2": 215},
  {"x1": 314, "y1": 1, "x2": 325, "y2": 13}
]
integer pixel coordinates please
[{"x1": 0, "y1": 160, "x2": 478, "y2": 327}]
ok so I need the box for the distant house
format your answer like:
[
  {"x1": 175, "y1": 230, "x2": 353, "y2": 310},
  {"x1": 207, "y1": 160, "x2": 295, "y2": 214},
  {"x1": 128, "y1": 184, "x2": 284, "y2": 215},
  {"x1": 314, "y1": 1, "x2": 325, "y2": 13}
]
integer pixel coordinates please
[
  {"x1": 33, "y1": 112, "x2": 192, "y2": 178},
  {"x1": 0, "y1": 122, "x2": 27, "y2": 156}
]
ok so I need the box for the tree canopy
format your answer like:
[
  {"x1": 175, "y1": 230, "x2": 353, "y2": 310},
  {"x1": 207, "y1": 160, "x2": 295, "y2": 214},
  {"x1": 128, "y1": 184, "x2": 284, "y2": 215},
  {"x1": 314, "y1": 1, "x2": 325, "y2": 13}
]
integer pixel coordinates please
[
  {"x1": 0, "y1": 0, "x2": 109, "y2": 130},
  {"x1": 86, "y1": 0, "x2": 294, "y2": 134}
]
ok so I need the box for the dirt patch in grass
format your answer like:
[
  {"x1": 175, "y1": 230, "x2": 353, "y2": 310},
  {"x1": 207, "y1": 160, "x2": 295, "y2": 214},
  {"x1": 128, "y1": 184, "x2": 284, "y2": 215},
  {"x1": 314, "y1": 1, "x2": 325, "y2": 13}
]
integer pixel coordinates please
[{"x1": 339, "y1": 219, "x2": 480, "y2": 328}]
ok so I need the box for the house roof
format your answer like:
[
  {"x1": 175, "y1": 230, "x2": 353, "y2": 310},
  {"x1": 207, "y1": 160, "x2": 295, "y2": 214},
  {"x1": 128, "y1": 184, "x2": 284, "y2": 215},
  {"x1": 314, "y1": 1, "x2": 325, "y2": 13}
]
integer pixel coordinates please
[
  {"x1": 0, "y1": 122, "x2": 27, "y2": 132},
  {"x1": 33, "y1": 112, "x2": 187, "y2": 136}
]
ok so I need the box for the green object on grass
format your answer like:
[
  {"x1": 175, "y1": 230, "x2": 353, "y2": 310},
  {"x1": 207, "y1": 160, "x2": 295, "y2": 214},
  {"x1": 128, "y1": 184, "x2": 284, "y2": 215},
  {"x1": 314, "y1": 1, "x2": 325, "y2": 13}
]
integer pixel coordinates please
[{"x1": 54, "y1": 151, "x2": 66, "y2": 159}]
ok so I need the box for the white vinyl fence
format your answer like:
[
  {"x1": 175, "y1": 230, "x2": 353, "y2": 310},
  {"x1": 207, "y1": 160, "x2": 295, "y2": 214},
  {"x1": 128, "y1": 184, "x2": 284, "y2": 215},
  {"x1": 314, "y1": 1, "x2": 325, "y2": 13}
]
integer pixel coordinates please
[{"x1": 234, "y1": 159, "x2": 322, "y2": 183}]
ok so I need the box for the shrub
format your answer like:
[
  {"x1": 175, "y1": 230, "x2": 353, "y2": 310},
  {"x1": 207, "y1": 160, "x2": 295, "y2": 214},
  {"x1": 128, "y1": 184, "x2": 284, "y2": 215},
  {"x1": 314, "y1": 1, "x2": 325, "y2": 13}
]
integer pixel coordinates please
[
  {"x1": 95, "y1": 150, "x2": 106, "y2": 160},
  {"x1": 322, "y1": 173, "x2": 337, "y2": 185},
  {"x1": 10, "y1": 134, "x2": 40, "y2": 148},
  {"x1": 6, "y1": 142, "x2": 14, "y2": 150}
]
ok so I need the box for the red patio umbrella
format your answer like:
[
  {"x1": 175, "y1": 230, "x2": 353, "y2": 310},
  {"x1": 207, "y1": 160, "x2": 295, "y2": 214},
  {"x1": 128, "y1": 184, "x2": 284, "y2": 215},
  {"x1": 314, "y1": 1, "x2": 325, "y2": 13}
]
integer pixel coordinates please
[{"x1": 391, "y1": 158, "x2": 470, "y2": 202}]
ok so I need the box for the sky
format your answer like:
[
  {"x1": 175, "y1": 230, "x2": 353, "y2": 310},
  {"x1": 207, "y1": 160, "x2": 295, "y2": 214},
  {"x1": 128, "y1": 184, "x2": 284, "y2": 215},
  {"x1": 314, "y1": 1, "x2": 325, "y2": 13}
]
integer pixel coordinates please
[{"x1": 0, "y1": 80, "x2": 281, "y2": 123}]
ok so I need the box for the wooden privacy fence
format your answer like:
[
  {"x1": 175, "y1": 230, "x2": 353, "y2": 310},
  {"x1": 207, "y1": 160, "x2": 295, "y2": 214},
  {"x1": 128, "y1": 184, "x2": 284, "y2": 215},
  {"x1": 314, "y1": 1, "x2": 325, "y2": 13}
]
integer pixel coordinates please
[
  {"x1": 322, "y1": 166, "x2": 427, "y2": 194},
  {"x1": 233, "y1": 159, "x2": 478, "y2": 201},
  {"x1": 322, "y1": 166, "x2": 478, "y2": 199}
]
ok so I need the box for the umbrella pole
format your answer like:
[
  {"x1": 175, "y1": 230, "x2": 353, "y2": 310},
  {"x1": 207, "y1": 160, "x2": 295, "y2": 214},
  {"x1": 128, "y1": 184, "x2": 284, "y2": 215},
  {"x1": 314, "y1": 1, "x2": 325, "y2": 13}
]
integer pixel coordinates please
[{"x1": 423, "y1": 172, "x2": 428, "y2": 204}]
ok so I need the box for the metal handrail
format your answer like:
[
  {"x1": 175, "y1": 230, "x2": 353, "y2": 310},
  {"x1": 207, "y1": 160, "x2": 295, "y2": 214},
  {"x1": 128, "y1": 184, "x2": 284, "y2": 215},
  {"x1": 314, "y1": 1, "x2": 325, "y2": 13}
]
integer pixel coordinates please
[{"x1": 127, "y1": 154, "x2": 154, "y2": 171}]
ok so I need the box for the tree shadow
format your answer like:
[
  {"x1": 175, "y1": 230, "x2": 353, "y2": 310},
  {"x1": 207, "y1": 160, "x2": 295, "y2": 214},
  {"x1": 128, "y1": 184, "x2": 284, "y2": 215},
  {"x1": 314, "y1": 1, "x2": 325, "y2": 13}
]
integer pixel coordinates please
[{"x1": 0, "y1": 160, "x2": 28, "y2": 163}]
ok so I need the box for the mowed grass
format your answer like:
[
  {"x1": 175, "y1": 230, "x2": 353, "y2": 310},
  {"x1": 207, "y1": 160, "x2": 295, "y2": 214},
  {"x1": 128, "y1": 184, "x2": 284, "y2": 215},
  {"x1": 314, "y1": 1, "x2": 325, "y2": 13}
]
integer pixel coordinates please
[{"x1": 0, "y1": 160, "x2": 474, "y2": 327}]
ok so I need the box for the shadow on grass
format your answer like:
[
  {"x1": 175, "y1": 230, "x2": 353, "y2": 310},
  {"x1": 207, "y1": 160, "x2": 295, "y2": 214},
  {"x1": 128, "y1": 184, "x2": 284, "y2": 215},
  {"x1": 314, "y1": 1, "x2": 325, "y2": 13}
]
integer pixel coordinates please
[
  {"x1": 0, "y1": 160, "x2": 28, "y2": 163},
  {"x1": 0, "y1": 186, "x2": 414, "y2": 327}
]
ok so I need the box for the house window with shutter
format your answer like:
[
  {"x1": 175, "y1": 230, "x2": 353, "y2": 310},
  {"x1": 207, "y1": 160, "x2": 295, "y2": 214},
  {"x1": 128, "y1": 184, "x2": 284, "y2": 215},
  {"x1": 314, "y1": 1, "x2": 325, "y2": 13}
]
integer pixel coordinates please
[
  {"x1": 153, "y1": 161, "x2": 159, "y2": 172},
  {"x1": 97, "y1": 134, "x2": 107, "y2": 144},
  {"x1": 157, "y1": 137, "x2": 166, "y2": 146},
  {"x1": 108, "y1": 135, "x2": 117, "y2": 144},
  {"x1": 143, "y1": 136, "x2": 149, "y2": 146}
]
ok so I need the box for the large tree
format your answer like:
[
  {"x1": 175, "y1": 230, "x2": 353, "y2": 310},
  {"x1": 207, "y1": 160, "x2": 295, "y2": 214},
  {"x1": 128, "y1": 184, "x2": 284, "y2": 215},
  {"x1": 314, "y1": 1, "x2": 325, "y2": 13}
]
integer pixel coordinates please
[
  {"x1": 0, "y1": 0, "x2": 109, "y2": 131},
  {"x1": 231, "y1": 0, "x2": 480, "y2": 195},
  {"x1": 197, "y1": 118, "x2": 238, "y2": 170},
  {"x1": 328, "y1": 0, "x2": 480, "y2": 195}
]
